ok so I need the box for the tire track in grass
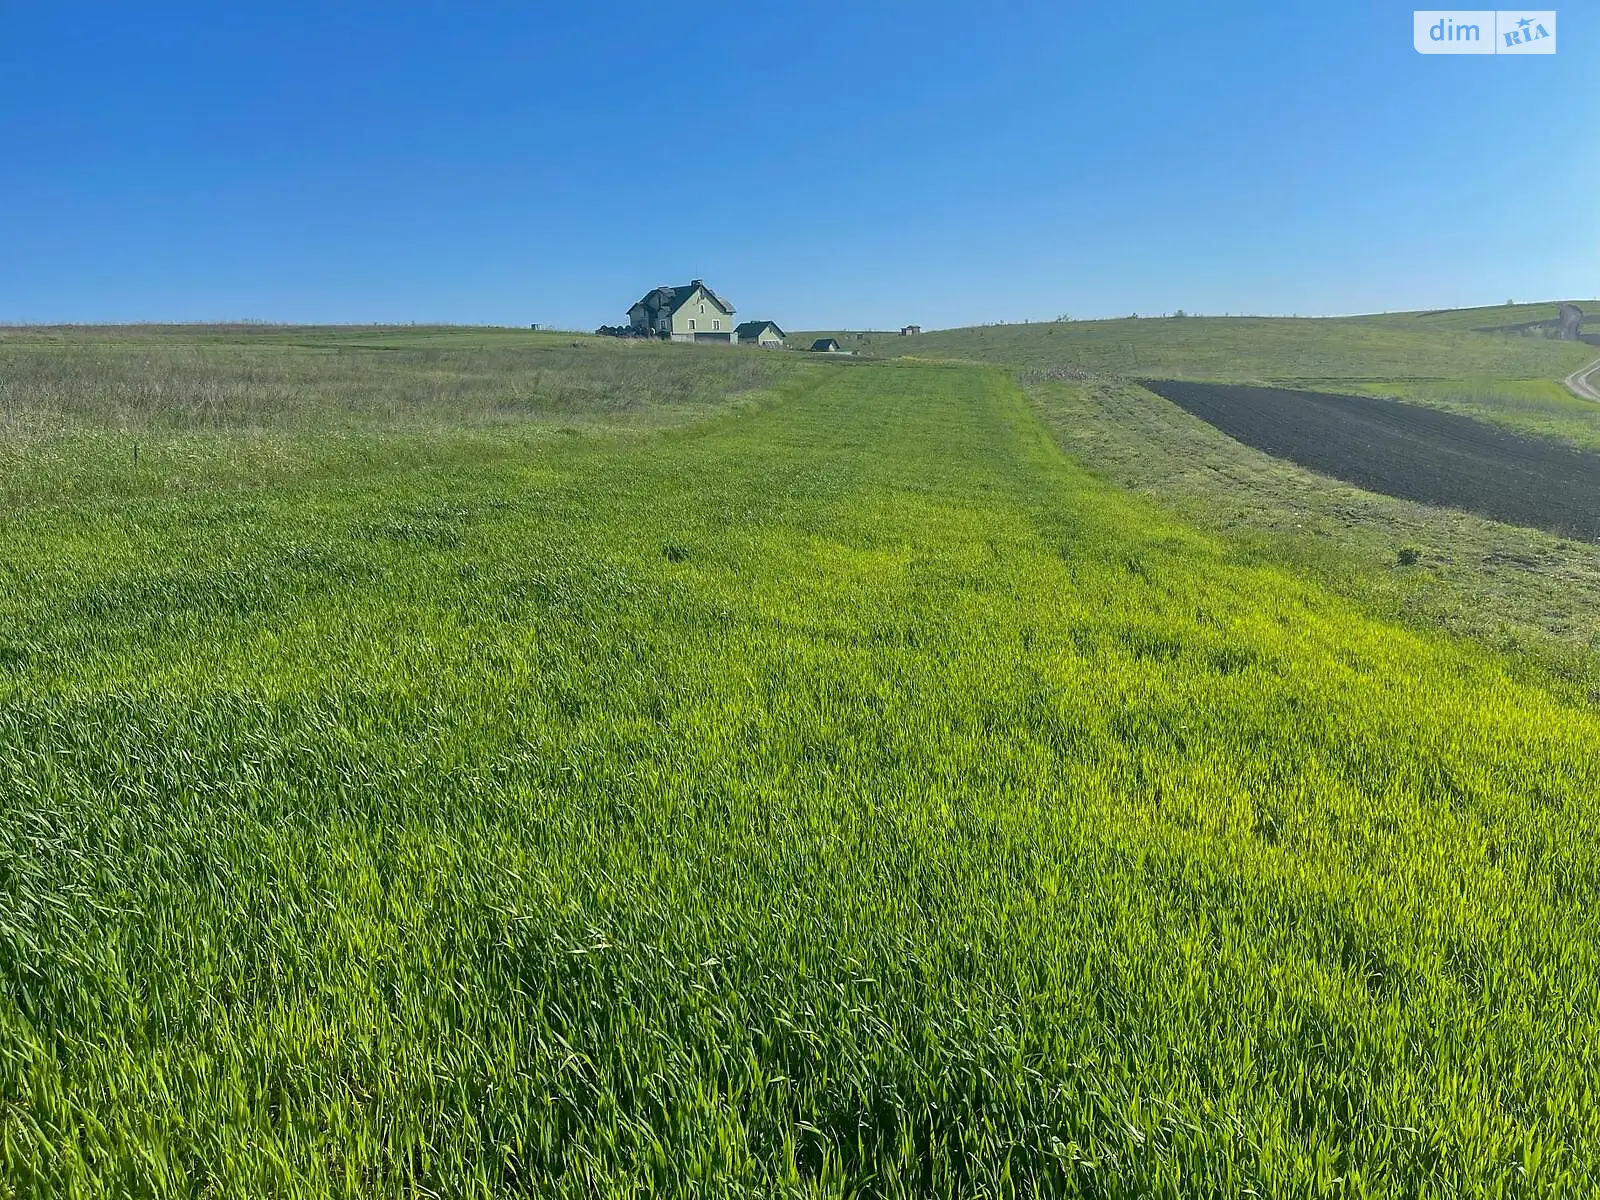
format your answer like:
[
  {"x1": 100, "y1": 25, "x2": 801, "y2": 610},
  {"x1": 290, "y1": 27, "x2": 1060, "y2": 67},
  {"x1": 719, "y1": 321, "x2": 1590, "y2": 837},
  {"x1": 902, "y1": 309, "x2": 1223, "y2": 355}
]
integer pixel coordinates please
[{"x1": 1565, "y1": 356, "x2": 1600, "y2": 403}]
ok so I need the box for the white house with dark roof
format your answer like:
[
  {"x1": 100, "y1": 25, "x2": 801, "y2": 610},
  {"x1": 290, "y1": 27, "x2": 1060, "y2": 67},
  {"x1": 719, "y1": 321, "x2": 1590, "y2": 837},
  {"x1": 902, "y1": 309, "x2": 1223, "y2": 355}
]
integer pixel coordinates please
[{"x1": 628, "y1": 280, "x2": 737, "y2": 342}]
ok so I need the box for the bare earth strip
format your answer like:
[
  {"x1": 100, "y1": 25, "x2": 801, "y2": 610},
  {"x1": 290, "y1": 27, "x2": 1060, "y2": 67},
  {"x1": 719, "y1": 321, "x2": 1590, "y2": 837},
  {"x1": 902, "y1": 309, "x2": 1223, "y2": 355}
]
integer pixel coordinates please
[
  {"x1": 1565, "y1": 356, "x2": 1600, "y2": 402},
  {"x1": 1139, "y1": 379, "x2": 1600, "y2": 541}
]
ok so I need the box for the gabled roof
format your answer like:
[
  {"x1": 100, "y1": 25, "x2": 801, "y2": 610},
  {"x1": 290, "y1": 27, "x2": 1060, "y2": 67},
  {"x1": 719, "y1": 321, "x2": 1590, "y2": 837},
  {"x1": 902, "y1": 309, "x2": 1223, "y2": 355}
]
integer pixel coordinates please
[
  {"x1": 736, "y1": 320, "x2": 785, "y2": 339},
  {"x1": 631, "y1": 280, "x2": 735, "y2": 317},
  {"x1": 811, "y1": 338, "x2": 841, "y2": 351}
]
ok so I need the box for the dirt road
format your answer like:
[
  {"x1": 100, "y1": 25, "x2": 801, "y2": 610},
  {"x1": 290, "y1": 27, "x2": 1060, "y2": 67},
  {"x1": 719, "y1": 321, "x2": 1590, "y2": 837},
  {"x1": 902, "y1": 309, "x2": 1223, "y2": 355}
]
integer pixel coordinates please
[{"x1": 1564, "y1": 356, "x2": 1600, "y2": 402}]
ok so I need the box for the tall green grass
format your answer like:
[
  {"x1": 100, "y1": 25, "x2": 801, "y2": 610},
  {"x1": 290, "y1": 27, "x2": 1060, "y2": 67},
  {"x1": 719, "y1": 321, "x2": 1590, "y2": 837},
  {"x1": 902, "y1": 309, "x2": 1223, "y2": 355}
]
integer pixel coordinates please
[
  {"x1": 0, "y1": 331, "x2": 795, "y2": 511},
  {"x1": 0, "y1": 329, "x2": 787, "y2": 436},
  {"x1": 1, "y1": 352, "x2": 1597, "y2": 1195}
]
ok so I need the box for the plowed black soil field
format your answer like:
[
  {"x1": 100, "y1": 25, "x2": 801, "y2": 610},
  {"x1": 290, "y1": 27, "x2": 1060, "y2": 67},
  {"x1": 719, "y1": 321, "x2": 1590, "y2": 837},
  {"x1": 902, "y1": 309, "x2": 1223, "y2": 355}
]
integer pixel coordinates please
[{"x1": 1140, "y1": 380, "x2": 1600, "y2": 541}]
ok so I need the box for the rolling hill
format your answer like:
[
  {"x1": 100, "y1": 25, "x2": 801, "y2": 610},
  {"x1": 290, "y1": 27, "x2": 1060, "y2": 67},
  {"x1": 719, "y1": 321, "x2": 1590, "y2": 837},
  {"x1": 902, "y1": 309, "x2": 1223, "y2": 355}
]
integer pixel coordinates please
[{"x1": 797, "y1": 301, "x2": 1599, "y2": 384}]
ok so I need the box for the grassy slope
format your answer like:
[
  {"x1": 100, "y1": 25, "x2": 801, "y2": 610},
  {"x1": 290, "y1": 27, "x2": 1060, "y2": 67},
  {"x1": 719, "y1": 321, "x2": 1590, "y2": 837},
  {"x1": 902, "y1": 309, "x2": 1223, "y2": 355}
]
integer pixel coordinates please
[
  {"x1": 791, "y1": 311, "x2": 1600, "y2": 660},
  {"x1": 1353, "y1": 376, "x2": 1600, "y2": 451},
  {"x1": 1023, "y1": 377, "x2": 1600, "y2": 663},
  {"x1": 800, "y1": 299, "x2": 1600, "y2": 369},
  {"x1": 0, "y1": 327, "x2": 781, "y2": 436},
  {"x1": 1353, "y1": 302, "x2": 1600, "y2": 445},
  {"x1": 799, "y1": 305, "x2": 1600, "y2": 449},
  {"x1": 3, "y1": 352, "x2": 1598, "y2": 1195},
  {"x1": 800, "y1": 315, "x2": 1595, "y2": 383},
  {"x1": 0, "y1": 331, "x2": 794, "y2": 508},
  {"x1": 1357, "y1": 300, "x2": 1600, "y2": 333}
]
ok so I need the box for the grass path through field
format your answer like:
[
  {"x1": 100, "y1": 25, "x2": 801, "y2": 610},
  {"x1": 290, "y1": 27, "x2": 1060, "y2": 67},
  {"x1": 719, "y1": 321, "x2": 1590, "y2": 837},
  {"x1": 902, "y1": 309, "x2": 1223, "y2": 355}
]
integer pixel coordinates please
[{"x1": 3, "y1": 360, "x2": 1599, "y2": 1195}]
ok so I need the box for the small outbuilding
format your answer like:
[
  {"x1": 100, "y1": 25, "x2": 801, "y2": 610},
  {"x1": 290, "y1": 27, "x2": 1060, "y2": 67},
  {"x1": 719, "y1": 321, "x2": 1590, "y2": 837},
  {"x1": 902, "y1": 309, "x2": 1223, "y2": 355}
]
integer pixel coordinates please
[
  {"x1": 900, "y1": 325, "x2": 922, "y2": 336},
  {"x1": 810, "y1": 338, "x2": 843, "y2": 353},
  {"x1": 736, "y1": 320, "x2": 786, "y2": 348}
]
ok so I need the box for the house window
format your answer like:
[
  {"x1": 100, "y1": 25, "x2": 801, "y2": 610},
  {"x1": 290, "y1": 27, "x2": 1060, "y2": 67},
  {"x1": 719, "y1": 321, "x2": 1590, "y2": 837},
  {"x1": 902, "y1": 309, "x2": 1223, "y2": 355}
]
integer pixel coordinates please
[
  {"x1": 699, "y1": 303, "x2": 705, "y2": 314},
  {"x1": 689, "y1": 319, "x2": 696, "y2": 330},
  {"x1": 713, "y1": 320, "x2": 720, "y2": 330}
]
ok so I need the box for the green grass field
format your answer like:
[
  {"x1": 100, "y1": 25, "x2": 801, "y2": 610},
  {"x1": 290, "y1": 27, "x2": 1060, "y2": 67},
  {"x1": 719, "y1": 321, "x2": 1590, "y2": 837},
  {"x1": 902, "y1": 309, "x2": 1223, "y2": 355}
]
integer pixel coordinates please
[
  {"x1": 3, "y1": 326, "x2": 1600, "y2": 1195},
  {"x1": 1356, "y1": 301, "x2": 1600, "y2": 334},
  {"x1": 800, "y1": 311, "x2": 1596, "y2": 385},
  {"x1": 801, "y1": 302, "x2": 1600, "y2": 452}
]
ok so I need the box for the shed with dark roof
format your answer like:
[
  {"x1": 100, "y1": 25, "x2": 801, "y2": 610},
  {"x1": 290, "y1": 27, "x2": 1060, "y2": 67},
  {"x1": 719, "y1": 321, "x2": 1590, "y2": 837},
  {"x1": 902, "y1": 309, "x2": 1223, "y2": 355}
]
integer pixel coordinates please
[{"x1": 736, "y1": 321, "x2": 786, "y2": 348}]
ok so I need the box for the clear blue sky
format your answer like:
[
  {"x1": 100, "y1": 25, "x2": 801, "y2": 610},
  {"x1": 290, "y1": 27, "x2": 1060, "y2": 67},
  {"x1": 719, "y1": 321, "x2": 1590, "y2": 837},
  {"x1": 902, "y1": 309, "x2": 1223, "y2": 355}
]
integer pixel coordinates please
[{"x1": 1, "y1": 3, "x2": 1594, "y2": 329}]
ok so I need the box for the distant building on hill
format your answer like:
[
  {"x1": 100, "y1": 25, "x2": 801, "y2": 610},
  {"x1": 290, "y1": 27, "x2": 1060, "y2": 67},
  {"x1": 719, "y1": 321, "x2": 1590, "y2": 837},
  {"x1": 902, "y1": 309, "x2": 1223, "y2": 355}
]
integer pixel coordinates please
[
  {"x1": 810, "y1": 338, "x2": 844, "y2": 353},
  {"x1": 735, "y1": 320, "x2": 786, "y2": 348},
  {"x1": 900, "y1": 325, "x2": 922, "y2": 336},
  {"x1": 627, "y1": 280, "x2": 736, "y2": 342}
]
